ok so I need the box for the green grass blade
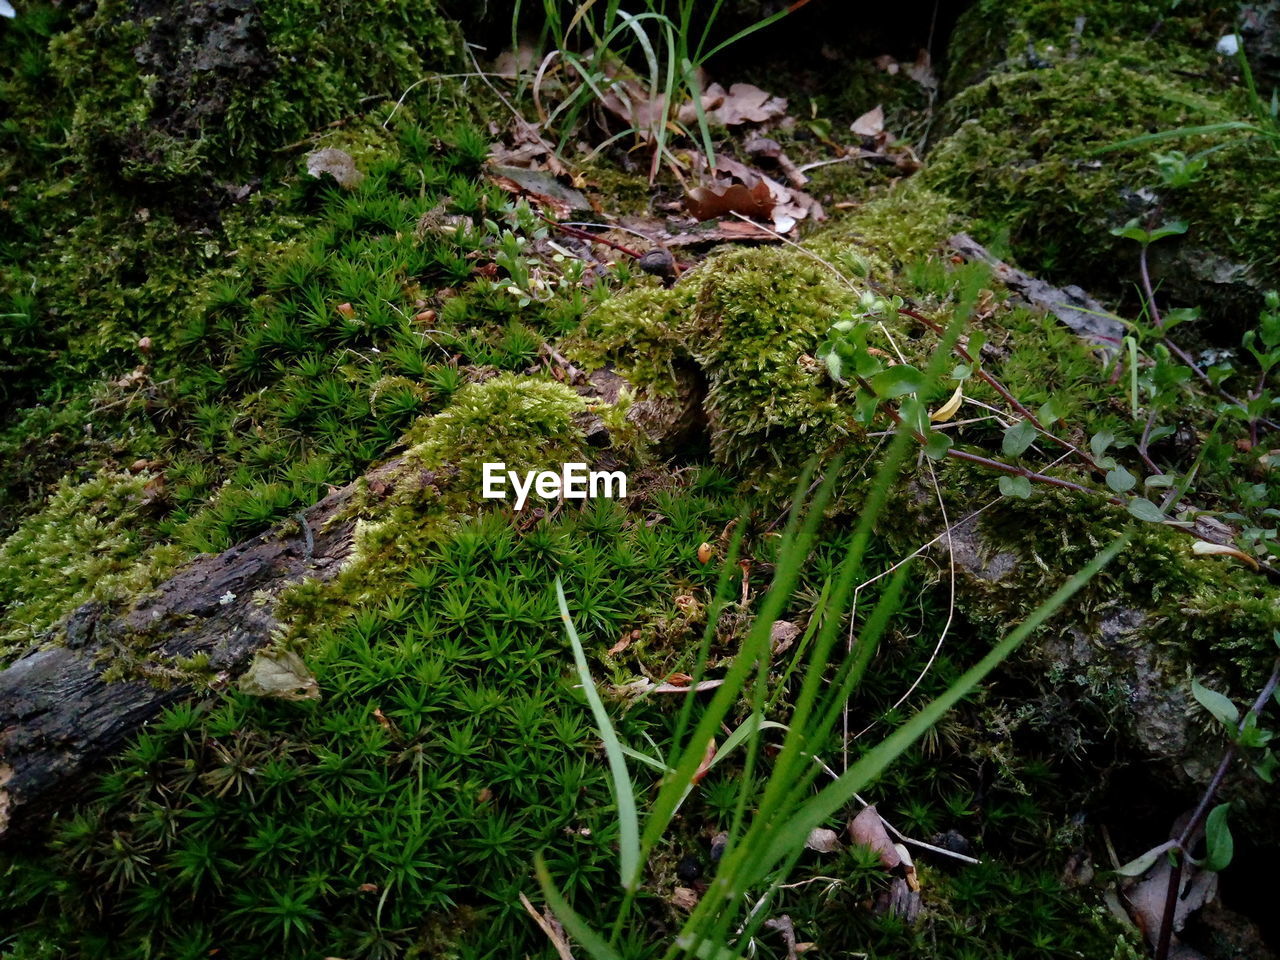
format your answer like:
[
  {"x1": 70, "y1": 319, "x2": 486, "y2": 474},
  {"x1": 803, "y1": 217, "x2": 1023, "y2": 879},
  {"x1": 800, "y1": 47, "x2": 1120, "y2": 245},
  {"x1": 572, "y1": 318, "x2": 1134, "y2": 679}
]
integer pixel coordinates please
[
  {"x1": 1092, "y1": 121, "x2": 1256, "y2": 153},
  {"x1": 750, "y1": 530, "x2": 1132, "y2": 879},
  {"x1": 535, "y1": 853, "x2": 624, "y2": 960},
  {"x1": 555, "y1": 577, "x2": 641, "y2": 893}
]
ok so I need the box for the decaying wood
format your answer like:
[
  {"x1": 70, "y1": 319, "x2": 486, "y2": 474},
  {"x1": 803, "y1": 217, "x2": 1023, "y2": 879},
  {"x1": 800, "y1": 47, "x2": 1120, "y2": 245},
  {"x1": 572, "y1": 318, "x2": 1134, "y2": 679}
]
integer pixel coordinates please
[
  {"x1": 949, "y1": 232, "x2": 1126, "y2": 349},
  {"x1": 0, "y1": 463, "x2": 385, "y2": 839},
  {"x1": 0, "y1": 370, "x2": 699, "y2": 840}
]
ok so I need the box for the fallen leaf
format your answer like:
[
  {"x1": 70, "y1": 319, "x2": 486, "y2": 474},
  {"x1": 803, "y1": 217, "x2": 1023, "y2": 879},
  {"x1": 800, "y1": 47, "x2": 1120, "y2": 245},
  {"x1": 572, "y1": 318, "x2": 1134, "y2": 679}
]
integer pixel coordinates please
[
  {"x1": 872, "y1": 54, "x2": 899, "y2": 75},
  {"x1": 930, "y1": 383, "x2": 965, "y2": 422},
  {"x1": 906, "y1": 49, "x2": 938, "y2": 91},
  {"x1": 848, "y1": 805, "x2": 901, "y2": 870},
  {"x1": 607, "y1": 630, "x2": 640, "y2": 656},
  {"x1": 685, "y1": 179, "x2": 774, "y2": 223},
  {"x1": 237, "y1": 650, "x2": 320, "y2": 701},
  {"x1": 487, "y1": 164, "x2": 590, "y2": 217},
  {"x1": 679, "y1": 82, "x2": 787, "y2": 127},
  {"x1": 305, "y1": 148, "x2": 364, "y2": 189},
  {"x1": 670, "y1": 887, "x2": 700, "y2": 911},
  {"x1": 770, "y1": 620, "x2": 801, "y2": 655},
  {"x1": 1125, "y1": 856, "x2": 1218, "y2": 946},
  {"x1": 691, "y1": 737, "x2": 716, "y2": 784},
  {"x1": 805, "y1": 827, "x2": 841, "y2": 853},
  {"x1": 1191, "y1": 540, "x2": 1260, "y2": 570},
  {"x1": 851, "y1": 105, "x2": 885, "y2": 138},
  {"x1": 519, "y1": 892, "x2": 575, "y2": 960}
]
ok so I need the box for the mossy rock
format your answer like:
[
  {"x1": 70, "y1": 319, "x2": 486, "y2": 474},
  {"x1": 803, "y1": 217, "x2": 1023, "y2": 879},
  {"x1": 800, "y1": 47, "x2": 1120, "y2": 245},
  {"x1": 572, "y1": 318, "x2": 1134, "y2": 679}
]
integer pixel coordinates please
[
  {"x1": 926, "y1": 39, "x2": 1280, "y2": 341},
  {"x1": 49, "y1": 0, "x2": 461, "y2": 186},
  {"x1": 943, "y1": 0, "x2": 1238, "y2": 95}
]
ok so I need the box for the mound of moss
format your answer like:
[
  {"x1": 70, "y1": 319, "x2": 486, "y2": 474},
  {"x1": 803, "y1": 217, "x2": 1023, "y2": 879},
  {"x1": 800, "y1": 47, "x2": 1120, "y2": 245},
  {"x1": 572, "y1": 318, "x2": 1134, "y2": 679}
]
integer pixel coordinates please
[{"x1": 928, "y1": 1, "x2": 1280, "y2": 340}]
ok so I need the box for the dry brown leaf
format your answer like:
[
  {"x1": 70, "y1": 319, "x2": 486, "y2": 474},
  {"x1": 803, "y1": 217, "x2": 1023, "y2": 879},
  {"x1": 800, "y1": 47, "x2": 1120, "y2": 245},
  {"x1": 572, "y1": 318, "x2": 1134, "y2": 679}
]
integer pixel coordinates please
[
  {"x1": 906, "y1": 49, "x2": 938, "y2": 91},
  {"x1": 678, "y1": 82, "x2": 787, "y2": 127},
  {"x1": 848, "y1": 805, "x2": 901, "y2": 870},
  {"x1": 487, "y1": 165, "x2": 589, "y2": 217},
  {"x1": 670, "y1": 887, "x2": 700, "y2": 912},
  {"x1": 607, "y1": 630, "x2": 640, "y2": 656},
  {"x1": 1125, "y1": 857, "x2": 1218, "y2": 946},
  {"x1": 770, "y1": 620, "x2": 801, "y2": 655},
  {"x1": 851, "y1": 105, "x2": 885, "y2": 138},
  {"x1": 712, "y1": 154, "x2": 824, "y2": 233},
  {"x1": 685, "y1": 179, "x2": 775, "y2": 222},
  {"x1": 519, "y1": 892, "x2": 575, "y2": 960},
  {"x1": 691, "y1": 737, "x2": 716, "y2": 784}
]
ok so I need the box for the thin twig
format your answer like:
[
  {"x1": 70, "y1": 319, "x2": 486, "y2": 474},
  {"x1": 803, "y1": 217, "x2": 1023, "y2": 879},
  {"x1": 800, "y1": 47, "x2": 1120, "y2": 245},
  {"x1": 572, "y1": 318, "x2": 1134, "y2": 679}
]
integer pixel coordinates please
[{"x1": 1153, "y1": 657, "x2": 1280, "y2": 960}]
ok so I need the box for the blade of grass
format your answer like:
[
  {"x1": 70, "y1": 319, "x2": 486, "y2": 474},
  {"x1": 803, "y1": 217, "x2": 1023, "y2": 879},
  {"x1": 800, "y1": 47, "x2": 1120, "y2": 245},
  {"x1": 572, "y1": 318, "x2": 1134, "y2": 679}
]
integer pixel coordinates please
[
  {"x1": 556, "y1": 577, "x2": 641, "y2": 893},
  {"x1": 749, "y1": 529, "x2": 1132, "y2": 880},
  {"x1": 535, "y1": 853, "x2": 624, "y2": 960}
]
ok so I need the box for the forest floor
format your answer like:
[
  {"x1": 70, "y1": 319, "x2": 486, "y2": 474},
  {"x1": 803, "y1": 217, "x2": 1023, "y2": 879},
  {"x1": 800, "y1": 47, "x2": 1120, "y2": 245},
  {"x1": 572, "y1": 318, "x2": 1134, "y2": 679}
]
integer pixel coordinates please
[{"x1": 3, "y1": 2, "x2": 1280, "y2": 959}]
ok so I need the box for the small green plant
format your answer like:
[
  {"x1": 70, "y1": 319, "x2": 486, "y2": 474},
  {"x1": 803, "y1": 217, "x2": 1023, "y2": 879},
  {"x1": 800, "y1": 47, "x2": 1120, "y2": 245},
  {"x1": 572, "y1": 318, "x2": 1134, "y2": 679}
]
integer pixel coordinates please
[
  {"x1": 537, "y1": 284, "x2": 1133, "y2": 956},
  {"x1": 1114, "y1": 642, "x2": 1280, "y2": 960}
]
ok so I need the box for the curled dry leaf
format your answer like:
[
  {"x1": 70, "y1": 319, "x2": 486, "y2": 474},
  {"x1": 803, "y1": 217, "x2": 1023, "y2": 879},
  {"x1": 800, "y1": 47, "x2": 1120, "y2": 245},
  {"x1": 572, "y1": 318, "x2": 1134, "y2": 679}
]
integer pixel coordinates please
[
  {"x1": 685, "y1": 178, "x2": 774, "y2": 223},
  {"x1": 237, "y1": 650, "x2": 320, "y2": 701},
  {"x1": 305, "y1": 147, "x2": 364, "y2": 189},
  {"x1": 691, "y1": 737, "x2": 716, "y2": 784},
  {"x1": 930, "y1": 383, "x2": 965, "y2": 423},
  {"x1": 804, "y1": 827, "x2": 841, "y2": 854},
  {"x1": 848, "y1": 805, "x2": 901, "y2": 870},
  {"x1": 1191, "y1": 539, "x2": 1260, "y2": 570}
]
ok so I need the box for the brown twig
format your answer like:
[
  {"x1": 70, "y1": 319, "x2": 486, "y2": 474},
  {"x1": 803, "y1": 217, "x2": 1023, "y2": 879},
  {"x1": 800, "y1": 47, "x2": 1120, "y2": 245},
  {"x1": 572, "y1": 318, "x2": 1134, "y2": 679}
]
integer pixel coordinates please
[{"x1": 537, "y1": 214, "x2": 645, "y2": 259}]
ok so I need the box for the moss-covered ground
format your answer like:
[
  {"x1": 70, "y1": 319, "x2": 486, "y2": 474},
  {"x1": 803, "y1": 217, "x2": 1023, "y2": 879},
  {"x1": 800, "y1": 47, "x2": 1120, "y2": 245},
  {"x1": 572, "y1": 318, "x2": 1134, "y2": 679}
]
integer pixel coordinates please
[{"x1": 4, "y1": 1, "x2": 1280, "y2": 958}]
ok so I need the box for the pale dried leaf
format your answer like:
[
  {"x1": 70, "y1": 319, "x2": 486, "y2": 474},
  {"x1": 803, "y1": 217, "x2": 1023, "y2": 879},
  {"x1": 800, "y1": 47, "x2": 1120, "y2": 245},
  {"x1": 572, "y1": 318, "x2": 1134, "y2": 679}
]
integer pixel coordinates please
[
  {"x1": 804, "y1": 827, "x2": 841, "y2": 853},
  {"x1": 930, "y1": 383, "x2": 965, "y2": 422},
  {"x1": 305, "y1": 148, "x2": 364, "y2": 189},
  {"x1": 906, "y1": 49, "x2": 938, "y2": 90},
  {"x1": 1191, "y1": 540, "x2": 1260, "y2": 569},
  {"x1": 851, "y1": 105, "x2": 885, "y2": 138},
  {"x1": 238, "y1": 650, "x2": 320, "y2": 701},
  {"x1": 771, "y1": 620, "x2": 801, "y2": 655},
  {"x1": 1125, "y1": 858, "x2": 1218, "y2": 946},
  {"x1": 670, "y1": 887, "x2": 700, "y2": 911}
]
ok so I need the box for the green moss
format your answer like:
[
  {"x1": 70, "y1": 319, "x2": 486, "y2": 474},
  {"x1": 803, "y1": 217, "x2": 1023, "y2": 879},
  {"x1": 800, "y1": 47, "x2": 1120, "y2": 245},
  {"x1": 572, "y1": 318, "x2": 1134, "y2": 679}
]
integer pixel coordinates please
[
  {"x1": 409, "y1": 372, "x2": 588, "y2": 481},
  {"x1": 926, "y1": 37, "x2": 1280, "y2": 330},
  {"x1": 0, "y1": 472, "x2": 181, "y2": 661},
  {"x1": 48, "y1": 0, "x2": 460, "y2": 184},
  {"x1": 944, "y1": 0, "x2": 1237, "y2": 94},
  {"x1": 812, "y1": 180, "x2": 961, "y2": 276},
  {"x1": 688, "y1": 246, "x2": 859, "y2": 471},
  {"x1": 568, "y1": 282, "x2": 696, "y2": 392}
]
